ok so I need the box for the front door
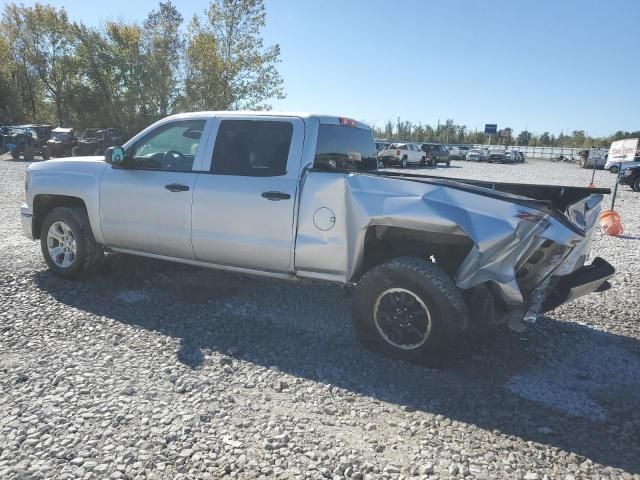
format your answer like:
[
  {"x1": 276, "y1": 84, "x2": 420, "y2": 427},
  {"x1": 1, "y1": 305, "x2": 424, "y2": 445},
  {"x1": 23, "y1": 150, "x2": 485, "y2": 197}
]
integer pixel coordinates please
[
  {"x1": 192, "y1": 116, "x2": 304, "y2": 273},
  {"x1": 100, "y1": 118, "x2": 209, "y2": 259}
]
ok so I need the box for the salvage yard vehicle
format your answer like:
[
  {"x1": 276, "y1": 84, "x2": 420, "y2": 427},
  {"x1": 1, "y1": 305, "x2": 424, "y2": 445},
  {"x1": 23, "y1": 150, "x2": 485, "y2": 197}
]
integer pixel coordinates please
[
  {"x1": 378, "y1": 142, "x2": 426, "y2": 167},
  {"x1": 504, "y1": 150, "x2": 525, "y2": 163},
  {"x1": 374, "y1": 139, "x2": 391, "y2": 152},
  {"x1": 465, "y1": 148, "x2": 486, "y2": 162},
  {"x1": 20, "y1": 112, "x2": 615, "y2": 365},
  {"x1": 46, "y1": 127, "x2": 77, "y2": 158},
  {"x1": 486, "y1": 149, "x2": 507, "y2": 163},
  {"x1": 449, "y1": 145, "x2": 469, "y2": 160},
  {"x1": 619, "y1": 163, "x2": 640, "y2": 191},
  {"x1": 420, "y1": 143, "x2": 450, "y2": 167},
  {"x1": 72, "y1": 128, "x2": 126, "y2": 157},
  {"x1": 578, "y1": 148, "x2": 608, "y2": 169},
  {"x1": 3, "y1": 126, "x2": 50, "y2": 160}
]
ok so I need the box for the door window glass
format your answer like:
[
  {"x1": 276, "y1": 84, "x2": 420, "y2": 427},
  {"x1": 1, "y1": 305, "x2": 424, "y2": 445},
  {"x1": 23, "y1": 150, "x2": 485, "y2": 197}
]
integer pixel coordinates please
[
  {"x1": 211, "y1": 120, "x2": 293, "y2": 177},
  {"x1": 128, "y1": 120, "x2": 205, "y2": 171}
]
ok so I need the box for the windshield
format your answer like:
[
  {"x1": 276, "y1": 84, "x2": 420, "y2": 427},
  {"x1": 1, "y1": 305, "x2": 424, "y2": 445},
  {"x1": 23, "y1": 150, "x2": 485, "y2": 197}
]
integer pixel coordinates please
[
  {"x1": 314, "y1": 124, "x2": 377, "y2": 172},
  {"x1": 51, "y1": 132, "x2": 71, "y2": 141}
]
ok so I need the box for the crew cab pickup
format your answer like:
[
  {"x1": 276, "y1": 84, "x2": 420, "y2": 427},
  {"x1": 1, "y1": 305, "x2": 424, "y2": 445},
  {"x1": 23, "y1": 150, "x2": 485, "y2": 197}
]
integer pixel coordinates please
[
  {"x1": 20, "y1": 112, "x2": 615, "y2": 365},
  {"x1": 378, "y1": 143, "x2": 426, "y2": 168}
]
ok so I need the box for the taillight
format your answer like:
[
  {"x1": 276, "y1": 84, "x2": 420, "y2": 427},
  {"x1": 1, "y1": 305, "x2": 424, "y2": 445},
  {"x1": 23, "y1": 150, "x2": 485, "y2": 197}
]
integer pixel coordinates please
[
  {"x1": 339, "y1": 117, "x2": 357, "y2": 127},
  {"x1": 396, "y1": 149, "x2": 400, "y2": 156}
]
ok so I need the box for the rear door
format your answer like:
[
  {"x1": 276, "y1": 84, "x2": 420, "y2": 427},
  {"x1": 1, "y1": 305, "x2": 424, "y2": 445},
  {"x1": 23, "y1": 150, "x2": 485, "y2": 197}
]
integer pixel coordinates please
[{"x1": 191, "y1": 116, "x2": 303, "y2": 272}]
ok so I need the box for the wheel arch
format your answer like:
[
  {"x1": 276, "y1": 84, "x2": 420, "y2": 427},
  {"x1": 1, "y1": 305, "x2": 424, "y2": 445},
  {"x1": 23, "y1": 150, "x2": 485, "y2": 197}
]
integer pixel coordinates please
[
  {"x1": 351, "y1": 225, "x2": 475, "y2": 283},
  {"x1": 33, "y1": 195, "x2": 89, "y2": 240}
]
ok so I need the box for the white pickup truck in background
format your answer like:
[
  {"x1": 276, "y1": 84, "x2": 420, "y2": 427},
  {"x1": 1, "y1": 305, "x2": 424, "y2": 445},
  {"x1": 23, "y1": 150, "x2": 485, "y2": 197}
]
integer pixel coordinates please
[{"x1": 377, "y1": 142, "x2": 426, "y2": 168}]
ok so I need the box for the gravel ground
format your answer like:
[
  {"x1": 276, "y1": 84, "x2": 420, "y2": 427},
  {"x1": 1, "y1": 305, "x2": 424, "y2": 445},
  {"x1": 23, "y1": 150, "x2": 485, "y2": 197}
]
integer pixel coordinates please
[{"x1": 1, "y1": 154, "x2": 639, "y2": 479}]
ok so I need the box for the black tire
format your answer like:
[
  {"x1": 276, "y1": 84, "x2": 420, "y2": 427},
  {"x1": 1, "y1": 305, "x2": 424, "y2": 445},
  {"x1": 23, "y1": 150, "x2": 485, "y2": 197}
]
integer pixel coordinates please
[
  {"x1": 23, "y1": 146, "x2": 35, "y2": 162},
  {"x1": 41, "y1": 146, "x2": 50, "y2": 160},
  {"x1": 401, "y1": 156, "x2": 407, "y2": 168},
  {"x1": 11, "y1": 150, "x2": 20, "y2": 160},
  {"x1": 420, "y1": 156, "x2": 426, "y2": 167},
  {"x1": 71, "y1": 146, "x2": 80, "y2": 157},
  {"x1": 633, "y1": 176, "x2": 640, "y2": 192},
  {"x1": 609, "y1": 166, "x2": 618, "y2": 174},
  {"x1": 446, "y1": 160, "x2": 451, "y2": 167},
  {"x1": 40, "y1": 207, "x2": 104, "y2": 279},
  {"x1": 352, "y1": 257, "x2": 469, "y2": 366}
]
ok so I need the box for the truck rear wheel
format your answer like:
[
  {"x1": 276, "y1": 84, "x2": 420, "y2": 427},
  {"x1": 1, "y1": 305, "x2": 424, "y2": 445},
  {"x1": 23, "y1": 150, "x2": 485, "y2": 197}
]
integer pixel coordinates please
[
  {"x1": 352, "y1": 257, "x2": 469, "y2": 366},
  {"x1": 40, "y1": 207, "x2": 104, "y2": 278},
  {"x1": 71, "y1": 146, "x2": 80, "y2": 156}
]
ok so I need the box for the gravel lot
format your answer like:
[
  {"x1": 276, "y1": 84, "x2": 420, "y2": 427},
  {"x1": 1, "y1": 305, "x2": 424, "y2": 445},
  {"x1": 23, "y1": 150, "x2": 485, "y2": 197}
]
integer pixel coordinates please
[{"x1": 1, "y1": 154, "x2": 639, "y2": 479}]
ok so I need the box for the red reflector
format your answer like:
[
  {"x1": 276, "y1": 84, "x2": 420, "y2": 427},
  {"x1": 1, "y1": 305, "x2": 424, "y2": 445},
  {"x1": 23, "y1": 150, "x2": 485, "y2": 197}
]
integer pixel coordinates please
[
  {"x1": 396, "y1": 149, "x2": 400, "y2": 156},
  {"x1": 339, "y1": 117, "x2": 357, "y2": 127}
]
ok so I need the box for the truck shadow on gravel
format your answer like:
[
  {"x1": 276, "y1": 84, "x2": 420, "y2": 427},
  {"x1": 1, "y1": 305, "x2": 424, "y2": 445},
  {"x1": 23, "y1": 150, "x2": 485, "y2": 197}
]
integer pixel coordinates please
[{"x1": 32, "y1": 253, "x2": 640, "y2": 473}]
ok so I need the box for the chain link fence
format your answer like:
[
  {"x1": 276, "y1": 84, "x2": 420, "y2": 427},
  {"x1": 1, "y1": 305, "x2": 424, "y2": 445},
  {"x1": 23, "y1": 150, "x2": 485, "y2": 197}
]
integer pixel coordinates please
[{"x1": 471, "y1": 145, "x2": 583, "y2": 160}]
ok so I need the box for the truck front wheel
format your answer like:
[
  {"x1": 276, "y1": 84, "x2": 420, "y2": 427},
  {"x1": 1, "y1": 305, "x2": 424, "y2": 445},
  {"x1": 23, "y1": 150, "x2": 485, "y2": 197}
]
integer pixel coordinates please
[
  {"x1": 352, "y1": 257, "x2": 469, "y2": 365},
  {"x1": 40, "y1": 207, "x2": 104, "y2": 278}
]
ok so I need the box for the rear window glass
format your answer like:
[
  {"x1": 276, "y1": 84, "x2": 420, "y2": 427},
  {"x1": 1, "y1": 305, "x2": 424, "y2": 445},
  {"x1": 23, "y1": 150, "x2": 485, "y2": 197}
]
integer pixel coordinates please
[{"x1": 314, "y1": 125, "x2": 377, "y2": 172}]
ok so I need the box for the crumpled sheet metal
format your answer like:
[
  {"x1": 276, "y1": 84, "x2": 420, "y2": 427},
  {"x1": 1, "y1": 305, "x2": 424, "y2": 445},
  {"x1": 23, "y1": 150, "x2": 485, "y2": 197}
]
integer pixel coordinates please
[{"x1": 295, "y1": 173, "x2": 600, "y2": 308}]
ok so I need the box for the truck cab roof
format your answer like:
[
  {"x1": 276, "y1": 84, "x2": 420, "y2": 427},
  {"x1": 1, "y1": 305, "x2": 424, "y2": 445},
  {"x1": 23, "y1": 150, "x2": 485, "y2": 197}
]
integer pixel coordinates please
[{"x1": 159, "y1": 111, "x2": 371, "y2": 131}]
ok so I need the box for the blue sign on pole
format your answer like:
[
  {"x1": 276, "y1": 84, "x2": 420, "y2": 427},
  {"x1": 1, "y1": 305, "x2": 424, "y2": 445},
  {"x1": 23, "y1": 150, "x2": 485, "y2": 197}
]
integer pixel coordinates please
[{"x1": 484, "y1": 124, "x2": 497, "y2": 135}]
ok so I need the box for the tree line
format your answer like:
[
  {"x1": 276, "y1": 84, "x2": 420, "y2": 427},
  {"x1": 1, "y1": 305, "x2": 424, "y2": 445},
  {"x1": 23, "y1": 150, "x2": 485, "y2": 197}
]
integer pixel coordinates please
[
  {"x1": 0, "y1": 0, "x2": 284, "y2": 135},
  {"x1": 370, "y1": 119, "x2": 639, "y2": 149}
]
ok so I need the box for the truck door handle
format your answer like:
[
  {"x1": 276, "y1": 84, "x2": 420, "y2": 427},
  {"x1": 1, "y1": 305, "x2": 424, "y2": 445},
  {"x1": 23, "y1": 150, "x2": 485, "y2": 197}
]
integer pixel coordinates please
[
  {"x1": 164, "y1": 183, "x2": 190, "y2": 192},
  {"x1": 261, "y1": 191, "x2": 291, "y2": 201}
]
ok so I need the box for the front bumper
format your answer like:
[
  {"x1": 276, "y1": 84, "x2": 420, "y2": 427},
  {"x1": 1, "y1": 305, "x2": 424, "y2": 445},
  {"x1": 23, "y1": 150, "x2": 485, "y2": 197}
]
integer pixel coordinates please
[
  {"x1": 542, "y1": 257, "x2": 615, "y2": 312},
  {"x1": 20, "y1": 206, "x2": 33, "y2": 239}
]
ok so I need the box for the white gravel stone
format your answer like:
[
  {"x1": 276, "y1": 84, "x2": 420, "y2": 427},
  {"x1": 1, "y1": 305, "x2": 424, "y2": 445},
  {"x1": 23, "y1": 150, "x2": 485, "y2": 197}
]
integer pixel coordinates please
[{"x1": 0, "y1": 155, "x2": 638, "y2": 479}]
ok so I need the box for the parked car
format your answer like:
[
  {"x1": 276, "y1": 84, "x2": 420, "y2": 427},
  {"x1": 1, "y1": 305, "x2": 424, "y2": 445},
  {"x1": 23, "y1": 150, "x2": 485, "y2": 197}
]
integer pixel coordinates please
[
  {"x1": 2, "y1": 126, "x2": 51, "y2": 160},
  {"x1": 465, "y1": 149, "x2": 485, "y2": 162},
  {"x1": 449, "y1": 145, "x2": 469, "y2": 160},
  {"x1": 619, "y1": 163, "x2": 640, "y2": 191},
  {"x1": 578, "y1": 148, "x2": 608, "y2": 169},
  {"x1": 378, "y1": 142, "x2": 426, "y2": 168},
  {"x1": 46, "y1": 127, "x2": 77, "y2": 158},
  {"x1": 419, "y1": 143, "x2": 450, "y2": 166},
  {"x1": 20, "y1": 111, "x2": 614, "y2": 365},
  {"x1": 486, "y1": 149, "x2": 507, "y2": 163},
  {"x1": 605, "y1": 152, "x2": 640, "y2": 173},
  {"x1": 72, "y1": 128, "x2": 126, "y2": 157},
  {"x1": 374, "y1": 140, "x2": 391, "y2": 153},
  {"x1": 504, "y1": 150, "x2": 525, "y2": 163}
]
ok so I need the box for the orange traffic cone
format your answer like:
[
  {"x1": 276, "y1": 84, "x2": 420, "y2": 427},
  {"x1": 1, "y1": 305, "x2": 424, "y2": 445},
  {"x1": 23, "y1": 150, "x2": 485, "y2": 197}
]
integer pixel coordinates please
[{"x1": 599, "y1": 210, "x2": 623, "y2": 236}]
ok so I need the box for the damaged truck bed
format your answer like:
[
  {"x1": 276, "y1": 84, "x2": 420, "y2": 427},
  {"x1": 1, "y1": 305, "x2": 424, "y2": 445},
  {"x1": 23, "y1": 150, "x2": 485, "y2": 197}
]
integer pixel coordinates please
[{"x1": 356, "y1": 171, "x2": 615, "y2": 331}]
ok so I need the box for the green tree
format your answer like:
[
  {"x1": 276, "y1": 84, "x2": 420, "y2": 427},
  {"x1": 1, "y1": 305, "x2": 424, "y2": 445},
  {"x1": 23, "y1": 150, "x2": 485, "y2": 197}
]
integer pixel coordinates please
[
  {"x1": 517, "y1": 130, "x2": 532, "y2": 145},
  {"x1": 185, "y1": 0, "x2": 284, "y2": 110},
  {"x1": 9, "y1": 4, "x2": 77, "y2": 124},
  {"x1": 143, "y1": 1, "x2": 184, "y2": 116}
]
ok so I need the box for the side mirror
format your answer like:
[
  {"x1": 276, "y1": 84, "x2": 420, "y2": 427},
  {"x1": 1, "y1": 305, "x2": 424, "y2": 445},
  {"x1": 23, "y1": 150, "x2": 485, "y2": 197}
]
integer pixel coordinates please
[{"x1": 105, "y1": 146, "x2": 126, "y2": 166}]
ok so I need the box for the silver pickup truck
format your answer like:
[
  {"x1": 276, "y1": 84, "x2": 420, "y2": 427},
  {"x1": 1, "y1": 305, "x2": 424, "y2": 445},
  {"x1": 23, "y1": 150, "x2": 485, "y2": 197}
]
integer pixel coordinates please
[{"x1": 20, "y1": 112, "x2": 614, "y2": 365}]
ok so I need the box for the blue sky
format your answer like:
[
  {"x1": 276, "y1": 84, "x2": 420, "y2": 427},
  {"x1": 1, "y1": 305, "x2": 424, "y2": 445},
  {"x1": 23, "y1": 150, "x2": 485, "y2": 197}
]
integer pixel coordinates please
[{"x1": 7, "y1": 0, "x2": 639, "y2": 136}]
